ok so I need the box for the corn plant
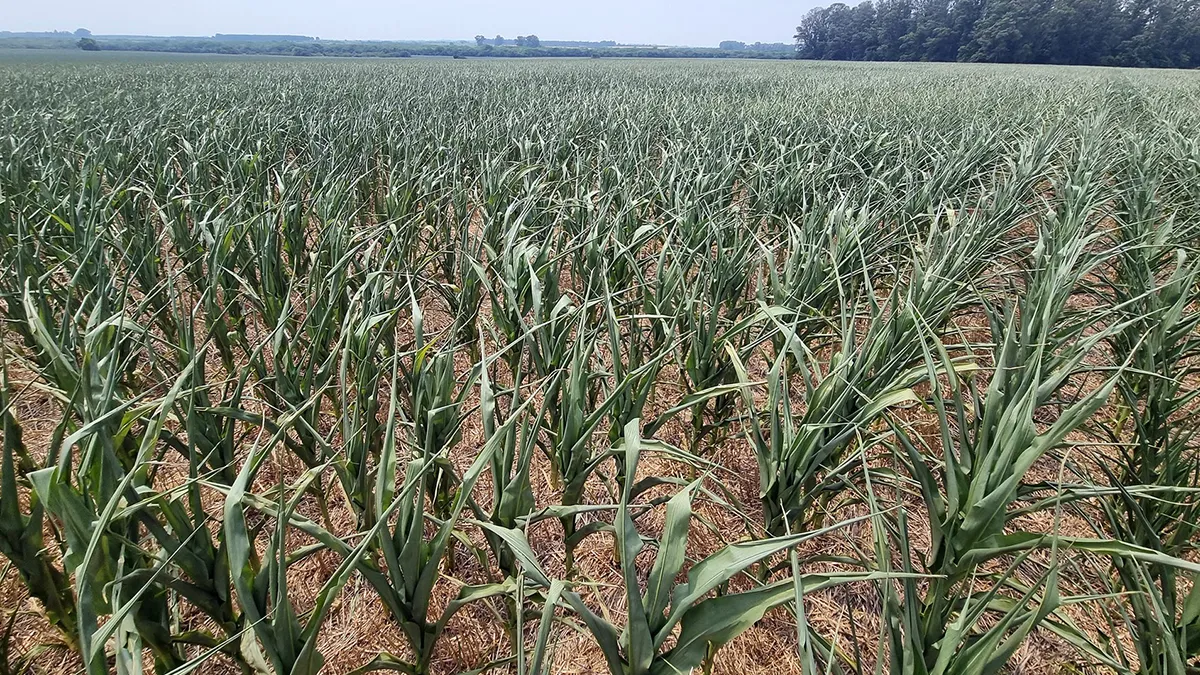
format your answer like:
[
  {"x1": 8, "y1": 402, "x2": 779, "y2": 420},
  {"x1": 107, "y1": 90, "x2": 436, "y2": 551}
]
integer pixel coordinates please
[
  {"x1": 733, "y1": 203, "x2": 1015, "y2": 537},
  {"x1": 486, "y1": 420, "x2": 894, "y2": 675},
  {"x1": 29, "y1": 323, "x2": 196, "y2": 674},
  {"x1": 474, "y1": 345, "x2": 541, "y2": 578},
  {"x1": 1089, "y1": 141, "x2": 1200, "y2": 675},
  {"x1": 0, "y1": 349, "x2": 77, "y2": 647},
  {"x1": 875, "y1": 133, "x2": 1177, "y2": 675},
  {"x1": 352, "y1": 352, "x2": 515, "y2": 675}
]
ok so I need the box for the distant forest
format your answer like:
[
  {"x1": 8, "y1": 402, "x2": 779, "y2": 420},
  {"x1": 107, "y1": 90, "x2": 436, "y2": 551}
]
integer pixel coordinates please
[{"x1": 795, "y1": 0, "x2": 1200, "y2": 67}]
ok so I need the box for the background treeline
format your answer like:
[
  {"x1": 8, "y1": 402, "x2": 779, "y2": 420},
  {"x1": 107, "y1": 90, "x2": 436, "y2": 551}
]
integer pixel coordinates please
[
  {"x1": 795, "y1": 0, "x2": 1200, "y2": 67},
  {"x1": 718, "y1": 40, "x2": 796, "y2": 51},
  {"x1": 0, "y1": 35, "x2": 799, "y2": 60},
  {"x1": 94, "y1": 38, "x2": 797, "y2": 59}
]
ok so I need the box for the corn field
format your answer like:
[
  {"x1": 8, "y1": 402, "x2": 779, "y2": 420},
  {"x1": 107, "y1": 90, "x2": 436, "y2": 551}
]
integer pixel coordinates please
[{"x1": 1, "y1": 55, "x2": 1199, "y2": 675}]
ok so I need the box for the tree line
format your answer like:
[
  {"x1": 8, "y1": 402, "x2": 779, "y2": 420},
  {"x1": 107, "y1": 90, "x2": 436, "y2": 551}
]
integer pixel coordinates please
[
  {"x1": 718, "y1": 40, "x2": 795, "y2": 51},
  {"x1": 18, "y1": 36, "x2": 798, "y2": 61},
  {"x1": 795, "y1": 0, "x2": 1200, "y2": 67}
]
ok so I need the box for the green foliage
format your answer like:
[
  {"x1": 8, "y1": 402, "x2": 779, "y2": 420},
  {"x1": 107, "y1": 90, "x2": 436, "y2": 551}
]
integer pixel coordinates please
[{"x1": 795, "y1": 0, "x2": 1200, "y2": 67}]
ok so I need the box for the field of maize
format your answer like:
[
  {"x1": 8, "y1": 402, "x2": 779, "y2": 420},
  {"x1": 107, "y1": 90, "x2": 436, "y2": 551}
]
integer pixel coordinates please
[{"x1": 1, "y1": 54, "x2": 1199, "y2": 675}]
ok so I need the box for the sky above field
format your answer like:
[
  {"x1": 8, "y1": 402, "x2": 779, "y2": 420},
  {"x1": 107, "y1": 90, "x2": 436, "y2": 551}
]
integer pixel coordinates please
[{"x1": 5, "y1": 0, "x2": 804, "y2": 47}]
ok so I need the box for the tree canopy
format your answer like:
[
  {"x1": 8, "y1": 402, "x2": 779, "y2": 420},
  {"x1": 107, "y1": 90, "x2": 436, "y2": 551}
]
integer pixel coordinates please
[{"x1": 795, "y1": 0, "x2": 1200, "y2": 67}]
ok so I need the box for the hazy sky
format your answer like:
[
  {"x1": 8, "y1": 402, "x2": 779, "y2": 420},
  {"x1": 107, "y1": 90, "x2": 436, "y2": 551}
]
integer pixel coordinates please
[{"x1": 4, "y1": 1, "x2": 807, "y2": 47}]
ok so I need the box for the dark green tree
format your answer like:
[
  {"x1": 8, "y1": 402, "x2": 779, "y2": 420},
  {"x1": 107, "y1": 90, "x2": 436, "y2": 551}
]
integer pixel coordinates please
[
  {"x1": 1114, "y1": 0, "x2": 1200, "y2": 67},
  {"x1": 961, "y1": 0, "x2": 1053, "y2": 62},
  {"x1": 901, "y1": 0, "x2": 960, "y2": 60},
  {"x1": 875, "y1": 0, "x2": 915, "y2": 59},
  {"x1": 850, "y1": 2, "x2": 881, "y2": 57},
  {"x1": 796, "y1": 7, "x2": 833, "y2": 57},
  {"x1": 1043, "y1": 0, "x2": 1123, "y2": 63},
  {"x1": 794, "y1": 0, "x2": 1199, "y2": 67}
]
